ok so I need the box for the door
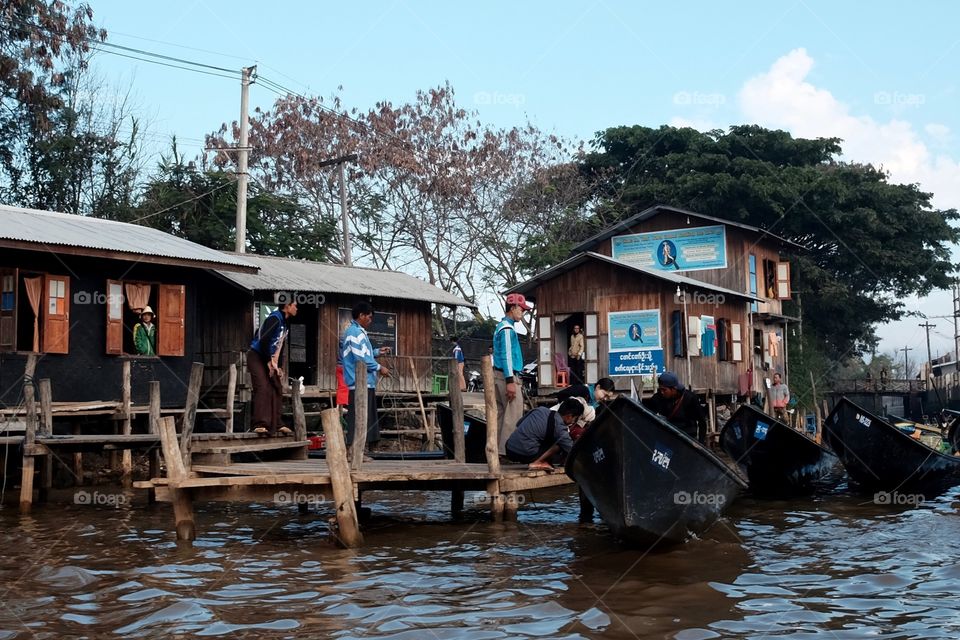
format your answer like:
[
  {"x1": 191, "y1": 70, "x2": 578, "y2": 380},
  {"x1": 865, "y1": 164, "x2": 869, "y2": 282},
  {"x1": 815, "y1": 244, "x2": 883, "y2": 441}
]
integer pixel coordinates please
[
  {"x1": 158, "y1": 284, "x2": 185, "y2": 356},
  {"x1": 42, "y1": 274, "x2": 69, "y2": 354}
]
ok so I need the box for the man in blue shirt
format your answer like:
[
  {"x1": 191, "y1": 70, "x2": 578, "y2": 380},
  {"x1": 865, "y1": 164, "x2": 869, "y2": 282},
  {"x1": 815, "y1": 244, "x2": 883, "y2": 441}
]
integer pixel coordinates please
[
  {"x1": 451, "y1": 336, "x2": 466, "y2": 391},
  {"x1": 494, "y1": 293, "x2": 530, "y2": 456},
  {"x1": 342, "y1": 301, "x2": 391, "y2": 454},
  {"x1": 505, "y1": 399, "x2": 584, "y2": 469}
]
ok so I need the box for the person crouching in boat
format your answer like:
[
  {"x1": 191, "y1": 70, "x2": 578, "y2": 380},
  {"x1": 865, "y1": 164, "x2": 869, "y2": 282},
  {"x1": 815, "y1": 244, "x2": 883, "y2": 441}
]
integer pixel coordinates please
[
  {"x1": 504, "y1": 399, "x2": 584, "y2": 470},
  {"x1": 643, "y1": 371, "x2": 707, "y2": 444}
]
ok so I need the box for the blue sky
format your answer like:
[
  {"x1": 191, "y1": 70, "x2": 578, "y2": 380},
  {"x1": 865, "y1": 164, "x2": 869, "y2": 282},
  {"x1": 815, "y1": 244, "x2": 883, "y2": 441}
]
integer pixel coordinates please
[{"x1": 89, "y1": 0, "x2": 960, "y2": 360}]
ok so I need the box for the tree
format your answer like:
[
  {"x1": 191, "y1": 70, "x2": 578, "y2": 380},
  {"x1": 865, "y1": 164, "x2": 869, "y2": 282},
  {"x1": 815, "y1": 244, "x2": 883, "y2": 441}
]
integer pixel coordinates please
[
  {"x1": 132, "y1": 143, "x2": 338, "y2": 260},
  {"x1": 578, "y1": 125, "x2": 959, "y2": 360}
]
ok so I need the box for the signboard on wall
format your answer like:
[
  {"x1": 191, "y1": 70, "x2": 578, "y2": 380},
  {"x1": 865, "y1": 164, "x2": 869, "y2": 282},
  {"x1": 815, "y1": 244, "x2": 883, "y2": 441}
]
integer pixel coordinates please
[
  {"x1": 337, "y1": 308, "x2": 398, "y2": 355},
  {"x1": 611, "y1": 225, "x2": 727, "y2": 272},
  {"x1": 608, "y1": 309, "x2": 665, "y2": 377}
]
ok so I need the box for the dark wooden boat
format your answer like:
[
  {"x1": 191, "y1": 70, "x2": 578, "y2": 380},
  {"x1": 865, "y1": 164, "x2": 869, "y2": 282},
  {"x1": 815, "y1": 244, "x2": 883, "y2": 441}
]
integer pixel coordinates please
[
  {"x1": 720, "y1": 404, "x2": 840, "y2": 496},
  {"x1": 566, "y1": 396, "x2": 746, "y2": 546},
  {"x1": 824, "y1": 397, "x2": 960, "y2": 497}
]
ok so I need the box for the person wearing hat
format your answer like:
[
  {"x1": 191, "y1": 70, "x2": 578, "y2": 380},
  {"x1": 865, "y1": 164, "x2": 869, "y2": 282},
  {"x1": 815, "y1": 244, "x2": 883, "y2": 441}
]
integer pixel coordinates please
[
  {"x1": 494, "y1": 292, "x2": 530, "y2": 456},
  {"x1": 505, "y1": 398, "x2": 584, "y2": 470},
  {"x1": 133, "y1": 306, "x2": 157, "y2": 356},
  {"x1": 642, "y1": 371, "x2": 707, "y2": 444}
]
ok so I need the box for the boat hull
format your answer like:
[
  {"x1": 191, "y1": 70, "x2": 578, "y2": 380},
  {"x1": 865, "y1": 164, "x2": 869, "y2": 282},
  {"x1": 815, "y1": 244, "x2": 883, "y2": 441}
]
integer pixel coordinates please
[
  {"x1": 720, "y1": 404, "x2": 840, "y2": 496},
  {"x1": 824, "y1": 397, "x2": 960, "y2": 498},
  {"x1": 566, "y1": 396, "x2": 746, "y2": 546}
]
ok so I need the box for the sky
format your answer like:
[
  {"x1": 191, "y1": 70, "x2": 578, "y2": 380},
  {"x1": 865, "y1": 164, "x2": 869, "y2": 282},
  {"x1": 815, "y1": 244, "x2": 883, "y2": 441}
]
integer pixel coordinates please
[{"x1": 86, "y1": 0, "x2": 960, "y2": 362}]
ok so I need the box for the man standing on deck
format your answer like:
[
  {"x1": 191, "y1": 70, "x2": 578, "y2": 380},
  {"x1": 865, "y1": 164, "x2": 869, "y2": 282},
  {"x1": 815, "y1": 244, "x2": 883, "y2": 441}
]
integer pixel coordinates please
[
  {"x1": 642, "y1": 371, "x2": 707, "y2": 444},
  {"x1": 567, "y1": 324, "x2": 585, "y2": 384},
  {"x1": 494, "y1": 293, "x2": 530, "y2": 457},
  {"x1": 769, "y1": 372, "x2": 790, "y2": 423},
  {"x1": 342, "y1": 301, "x2": 391, "y2": 458}
]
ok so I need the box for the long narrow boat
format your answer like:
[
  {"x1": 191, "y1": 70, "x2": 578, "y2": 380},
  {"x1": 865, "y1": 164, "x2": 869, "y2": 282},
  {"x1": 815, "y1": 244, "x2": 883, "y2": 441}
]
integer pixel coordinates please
[
  {"x1": 824, "y1": 397, "x2": 960, "y2": 497},
  {"x1": 720, "y1": 404, "x2": 840, "y2": 496},
  {"x1": 566, "y1": 396, "x2": 746, "y2": 546}
]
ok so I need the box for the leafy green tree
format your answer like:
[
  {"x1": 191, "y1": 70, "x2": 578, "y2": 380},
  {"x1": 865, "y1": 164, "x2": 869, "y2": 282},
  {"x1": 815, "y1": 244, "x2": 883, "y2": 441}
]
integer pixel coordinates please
[
  {"x1": 579, "y1": 125, "x2": 959, "y2": 360},
  {"x1": 130, "y1": 144, "x2": 338, "y2": 260}
]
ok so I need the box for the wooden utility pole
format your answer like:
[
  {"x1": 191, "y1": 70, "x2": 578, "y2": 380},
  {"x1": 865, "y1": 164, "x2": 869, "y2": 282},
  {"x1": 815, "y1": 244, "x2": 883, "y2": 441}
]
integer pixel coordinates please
[
  {"x1": 919, "y1": 322, "x2": 936, "y2": 378},
  {"x1": 900, "y1": 346, "x2": 913, "y2": 379},
  {"x1": 234, "y1": 65, "x2": 256, "y2": 253}
]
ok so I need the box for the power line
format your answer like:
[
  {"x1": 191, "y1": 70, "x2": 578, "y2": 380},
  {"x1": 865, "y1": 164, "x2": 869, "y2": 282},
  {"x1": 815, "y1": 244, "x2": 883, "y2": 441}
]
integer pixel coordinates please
[
  {"x1": 89, "y1": 46, "x2": 240, "y2": 81},
  {"x1": 130, "y1": 177, "x2": 238, "y2": 223}
]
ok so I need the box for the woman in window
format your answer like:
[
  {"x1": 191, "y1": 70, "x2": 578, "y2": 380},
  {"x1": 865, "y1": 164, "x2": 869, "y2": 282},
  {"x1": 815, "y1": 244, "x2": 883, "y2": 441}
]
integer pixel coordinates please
[{"x1": 133, "y1": 307, "x2": 157, "y2": 356}]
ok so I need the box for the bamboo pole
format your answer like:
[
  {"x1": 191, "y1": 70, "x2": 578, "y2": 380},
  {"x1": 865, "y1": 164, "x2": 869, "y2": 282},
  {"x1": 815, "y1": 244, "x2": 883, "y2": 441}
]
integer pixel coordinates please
[
  {"x1": 225, "y1": 362, "x2": 237, "y2": 433},
  {"x1": 408, "y1": 357, "x2": 434, "y2": 450},
  {"x1": 179, "y1": 362, "x2": 204, "y2": 467},
  {"x1": 448, "y1": 359, "x2": 466, "y2": 463},
  {"x1": 351, "y1": 361, "x2": 368, "y2": 471},
  {"x1": 158, "y1": 415, "x2": 195, "y2": 541},
  {"x1": 38, "y1": 378, "x2": 53, "y2": 502},
  {"x1": 121, "y1": 361, "x2": 132, "y2": 486},
  {"x1": 481, "y1": 354, "x2": 503, "y2": 522},
  {"x1": 321, "y1": 408, "x2": 363, "y2": 547},
  {"x1": 19, "y1": 379, "x2": 36, "y2": 514}
]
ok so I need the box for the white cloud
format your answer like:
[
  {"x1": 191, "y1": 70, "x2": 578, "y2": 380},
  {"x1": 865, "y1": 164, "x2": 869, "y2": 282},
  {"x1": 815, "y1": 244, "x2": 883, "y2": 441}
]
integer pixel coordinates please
[{"x1": 925, "y1": 122, "x2": 950, "y2": 142}]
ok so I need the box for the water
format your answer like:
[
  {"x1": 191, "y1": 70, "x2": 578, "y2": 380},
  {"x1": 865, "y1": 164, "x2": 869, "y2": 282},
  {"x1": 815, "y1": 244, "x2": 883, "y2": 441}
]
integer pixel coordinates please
[{"x1": 2, "y1": 485, "x2": 960, "y2": 639}]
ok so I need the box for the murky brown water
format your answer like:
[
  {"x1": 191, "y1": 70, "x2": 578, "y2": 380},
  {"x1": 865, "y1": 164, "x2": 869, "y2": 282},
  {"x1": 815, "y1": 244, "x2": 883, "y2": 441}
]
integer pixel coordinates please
[{"x1": 2, "y1": 484, "x2": 960, "y2": 639}]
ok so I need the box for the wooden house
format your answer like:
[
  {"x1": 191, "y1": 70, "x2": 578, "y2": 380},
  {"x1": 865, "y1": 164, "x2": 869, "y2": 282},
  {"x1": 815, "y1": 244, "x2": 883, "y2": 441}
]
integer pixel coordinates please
[
  {"x1": 212, "y1": 253, "x2": 476, "y2": 397},
  {"x1": 0, "y1": 205, "x2": 256, "y2": 408},
  {"x1": 511, "y1": 205, "x2": 801, "y2": 397}
]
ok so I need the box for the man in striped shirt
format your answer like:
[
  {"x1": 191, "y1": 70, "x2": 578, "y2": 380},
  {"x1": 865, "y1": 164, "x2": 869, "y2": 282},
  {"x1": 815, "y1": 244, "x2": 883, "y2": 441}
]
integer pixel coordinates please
[
  {"x1": 494, "y1": 293, "x2": 530, "y2": 456},
  {"x1": 342, "y1": 301, "x2": 391, "y2": 453}
]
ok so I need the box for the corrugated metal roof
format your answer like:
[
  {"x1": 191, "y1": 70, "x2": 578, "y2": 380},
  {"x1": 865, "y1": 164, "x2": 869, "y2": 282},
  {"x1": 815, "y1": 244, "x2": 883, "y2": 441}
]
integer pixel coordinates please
[
  {"x1": 510, "y1": 251, "x2": 761, "y2": 302},
  {"x1": 215, "y1": 253, "x2": 477, "y2": 308},
  {"x1": 0, "y1": 204, "x2": 256, "y2": 272},
  {"x1": 570, "y1": 204, "x2": 805, "y2": 254}
]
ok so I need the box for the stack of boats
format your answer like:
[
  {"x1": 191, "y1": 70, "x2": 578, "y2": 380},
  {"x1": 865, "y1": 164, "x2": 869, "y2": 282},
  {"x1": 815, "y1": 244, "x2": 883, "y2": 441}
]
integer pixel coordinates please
[{"x1": 566, "y1": 396, "x2": 960, "y2": 546}]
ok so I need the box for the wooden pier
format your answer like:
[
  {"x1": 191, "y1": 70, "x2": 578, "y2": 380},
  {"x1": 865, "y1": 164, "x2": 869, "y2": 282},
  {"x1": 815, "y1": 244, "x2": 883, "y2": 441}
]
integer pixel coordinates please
[{"x1": 134, "y1": 356, "x2": 575, "y2": 547}]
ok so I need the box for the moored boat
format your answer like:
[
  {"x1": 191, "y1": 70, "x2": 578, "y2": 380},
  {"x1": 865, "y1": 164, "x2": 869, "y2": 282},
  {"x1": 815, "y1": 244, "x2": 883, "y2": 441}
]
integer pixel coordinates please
[
  {"x1": 566, "y1": 396, "x2": 746, "y2": 546},
  {"x1": 720, "y1": 404, "x2": 840, "y2": 496},
  {"x1": 824, "y1": 397, "x2": 960, "y2": 498}
]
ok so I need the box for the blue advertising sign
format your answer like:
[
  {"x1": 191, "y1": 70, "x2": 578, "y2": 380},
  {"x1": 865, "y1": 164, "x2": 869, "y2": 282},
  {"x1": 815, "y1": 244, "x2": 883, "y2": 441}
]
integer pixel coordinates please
[
  {"x1": 608, "y1": 349, "x2": 666, "y2": 377},
  {"x1": 609, "y1": 310, "x2": 661, "y2": 351},
  {"x1": 611, "y1": 225, "x2": 727, "y2": 272}
]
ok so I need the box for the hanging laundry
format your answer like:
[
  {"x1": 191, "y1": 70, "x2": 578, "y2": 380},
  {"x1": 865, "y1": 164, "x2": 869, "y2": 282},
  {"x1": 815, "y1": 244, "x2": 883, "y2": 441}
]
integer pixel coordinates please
[
  {"x1": 768, "y1": 331, "x2": 779, "y2": 357},
  {"x1": 701, "y1": 315, "x2": 716, "y2": 357}
]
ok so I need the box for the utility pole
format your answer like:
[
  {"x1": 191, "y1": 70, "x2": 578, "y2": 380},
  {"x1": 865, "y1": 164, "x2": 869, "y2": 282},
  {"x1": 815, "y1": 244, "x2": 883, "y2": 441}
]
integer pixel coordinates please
[
  {"x1": 316, "y1": 154, "x2": 358, "y2": 265},
  {"x1": 919, "y1": 322, "x2": 936, "y2": 380},
  {"x1": 954, "y1": 280, "x2": 960, "y2": 363},
  {"x1": 900, "y1": 346, "x2": 913, "y2": 379},
  {"x1": 235, "y1": 65, "x2": 256, "y2": 253}
]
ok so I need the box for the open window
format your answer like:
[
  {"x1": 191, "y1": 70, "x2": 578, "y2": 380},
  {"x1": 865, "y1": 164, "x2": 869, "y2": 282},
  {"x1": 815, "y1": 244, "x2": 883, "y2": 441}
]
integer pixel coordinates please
[
  {"x1": 0, "y1": 269, "x2": 70, "y2": 354},
  {"x1": 763, "y1": 259, "x2": 777, "y2": 299},
  {"x1": 104, "y1": 280, "x2": 184, "y2": 357}
]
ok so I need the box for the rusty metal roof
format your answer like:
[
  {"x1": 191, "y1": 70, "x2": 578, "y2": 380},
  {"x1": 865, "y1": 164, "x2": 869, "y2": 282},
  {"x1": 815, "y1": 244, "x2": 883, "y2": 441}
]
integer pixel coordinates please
[
  {"x1": 0, "y1": 204, "x2": 256, "y2": 272},
  {"x1": 216, "y1": 253, "x2": 477, "y2": 308}
]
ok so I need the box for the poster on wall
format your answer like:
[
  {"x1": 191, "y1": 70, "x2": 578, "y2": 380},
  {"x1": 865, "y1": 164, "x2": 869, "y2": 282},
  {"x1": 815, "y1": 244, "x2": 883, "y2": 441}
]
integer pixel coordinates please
[
  {"x1": 611, "y1": 225, "x2": 727, "y2": 272},
  {"x1": 609, "y1": 310, "x2": 661, "y2": 351},
  {"x1": 608, "y1": 309, "x2": 665, "y2": 377},
  {"x1": 337, "y1": 308, "x2": 398, "y2": 355}
]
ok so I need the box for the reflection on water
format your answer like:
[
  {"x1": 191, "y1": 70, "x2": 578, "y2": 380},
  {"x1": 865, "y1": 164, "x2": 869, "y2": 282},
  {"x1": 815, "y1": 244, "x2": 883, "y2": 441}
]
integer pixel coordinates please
[{"x1": 1, "y1": 484, "x2": 960, "y2": 638}]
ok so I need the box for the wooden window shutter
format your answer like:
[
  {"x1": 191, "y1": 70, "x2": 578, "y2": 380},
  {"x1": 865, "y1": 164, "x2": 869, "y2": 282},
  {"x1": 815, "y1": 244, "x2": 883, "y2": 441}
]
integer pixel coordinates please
[
  {"x1": 42, "y1": 274, "x2": 69, "y2": 354},
  {"x1": 584, "y1": 313, "x2": 599, "y2": 384},
  {"x1": 158, "y1": 284, "x2": 185, "y2": 356},
  {"x1": 0, "y1": 268, "x2": 17, "y2": 352},
  {"x1": 776, "y1": 262, "x2": 792, "y2": 299},
  {"x1": 537, "y1": 315, "x2": 553, "y2": 388},
  {"x1": 731, "y1": 323, "x2": 743, "y2": 362},
  {"x1": 106, "y1": 280, "x2": 124, "y2": 355}
]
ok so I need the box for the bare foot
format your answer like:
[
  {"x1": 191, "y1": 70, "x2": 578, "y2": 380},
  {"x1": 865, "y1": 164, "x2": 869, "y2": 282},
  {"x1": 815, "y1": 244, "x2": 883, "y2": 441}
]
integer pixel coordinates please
[{"x1": 528, "y1": 461, "x2": 553, "y2": 471}]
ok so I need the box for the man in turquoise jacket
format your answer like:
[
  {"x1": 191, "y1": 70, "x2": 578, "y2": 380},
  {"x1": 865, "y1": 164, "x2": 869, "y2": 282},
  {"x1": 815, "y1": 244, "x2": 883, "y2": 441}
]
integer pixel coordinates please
[{"x1": 494, "y1": 293, "x2": 529, "y2": 456}]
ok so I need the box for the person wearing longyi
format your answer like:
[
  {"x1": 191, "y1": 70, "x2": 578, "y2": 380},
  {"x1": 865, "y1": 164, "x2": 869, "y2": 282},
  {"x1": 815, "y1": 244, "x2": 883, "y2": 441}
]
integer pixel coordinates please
[
  {"x1": 494, "y1": 292, "x2": 529, "y2": 457},
  {"x1": 248, "y1": 300, "x2": 298, "y2": 435}
]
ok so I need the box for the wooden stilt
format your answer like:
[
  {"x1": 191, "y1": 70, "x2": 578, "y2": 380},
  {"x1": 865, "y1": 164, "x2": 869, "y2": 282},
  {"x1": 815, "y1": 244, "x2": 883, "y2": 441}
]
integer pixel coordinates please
[
  {"x1": 148, "y1": 381, "x2": 161, "y2": 504},
  {"x1": 448, "y1": 359, "x2": 465, "y2": 463},
  {"x1": 38, "y1": 379, "x2": 53, "y2": 503},
  {"x1": 481, "y1": 355, "x2": 503, "y2": 522},
  {"x1": 19, "y1": 379, "x2": 37, "y2": 514},
  {"x1": 121, "y1": 361, "x2": 133, "y2": 486},
  {"x1": 503, "y1": 491, "x2": 520, "y2": 521},
  {"x1": 179, "y1": 362, "x2": 204, "y2": 467},
  {"x1": 351, "y1": 361, "x2": 368, "y2": 471},
  {"x1": 225, "y1": 362, "x2": 237, "y2": 433},
  {"x1": 158, "y1": 415, "x2": 196, "y2": 541},
  {"x1": 72, "y1": 422, "x2": 83, "y2": 486},
  {"x1": 321, "y1": 408, "x2": 363, "y2": 547},
  {"x1": 451, "y1": 487, "x2": 465, "y2": 520},
  {"x1": 292, "y1": 379, "x2": 306, "y2": 441}
]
